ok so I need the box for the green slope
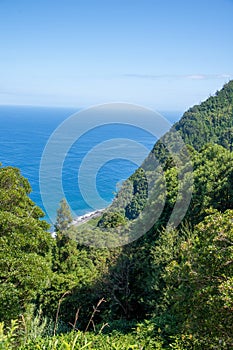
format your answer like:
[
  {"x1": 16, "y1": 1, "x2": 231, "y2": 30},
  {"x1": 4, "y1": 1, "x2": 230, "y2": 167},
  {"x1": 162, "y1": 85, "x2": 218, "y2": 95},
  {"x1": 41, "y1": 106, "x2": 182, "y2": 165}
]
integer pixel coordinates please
[
  {"x1": 114, "y1": 80, "x2": 233, "y2": 223},
  {"x1": 174, "y1": 80, "x2": 233, "y2": 151}
]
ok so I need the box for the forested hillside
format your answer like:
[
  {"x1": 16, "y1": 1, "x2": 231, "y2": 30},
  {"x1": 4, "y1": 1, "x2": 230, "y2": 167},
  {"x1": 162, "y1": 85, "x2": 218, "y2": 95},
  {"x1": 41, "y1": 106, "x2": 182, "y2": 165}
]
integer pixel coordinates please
[
  {"x1": 174, "y1": 80, "x2": 233, "y2": 150},
  {"x1": 1, "y1": 81, "x2": 233, "y2": 349}
]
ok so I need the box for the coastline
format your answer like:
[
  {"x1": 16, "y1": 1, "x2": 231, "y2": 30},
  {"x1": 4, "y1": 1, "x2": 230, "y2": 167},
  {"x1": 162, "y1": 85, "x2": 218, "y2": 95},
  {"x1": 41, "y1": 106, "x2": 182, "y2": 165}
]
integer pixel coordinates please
[
  {"x1": 51, "y1": 209, "x2": 105, "y2": 237},
  {"x1": 71, "y1": 209, "x2": 105, "y2": 226}
]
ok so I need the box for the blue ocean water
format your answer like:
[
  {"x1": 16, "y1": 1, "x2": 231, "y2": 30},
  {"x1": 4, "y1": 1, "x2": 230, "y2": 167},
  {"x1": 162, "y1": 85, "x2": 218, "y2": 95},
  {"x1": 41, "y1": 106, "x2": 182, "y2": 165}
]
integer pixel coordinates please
[{"x1": 0, "y1": 105, "x2": 181, "y2": 225}]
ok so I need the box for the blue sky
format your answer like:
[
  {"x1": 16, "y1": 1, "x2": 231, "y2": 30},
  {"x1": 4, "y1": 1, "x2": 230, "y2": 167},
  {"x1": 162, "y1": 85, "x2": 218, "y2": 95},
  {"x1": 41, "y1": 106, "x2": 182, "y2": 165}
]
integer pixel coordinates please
[{"x1": 0, "y1": 0, "x2": 233, "y2": 110}]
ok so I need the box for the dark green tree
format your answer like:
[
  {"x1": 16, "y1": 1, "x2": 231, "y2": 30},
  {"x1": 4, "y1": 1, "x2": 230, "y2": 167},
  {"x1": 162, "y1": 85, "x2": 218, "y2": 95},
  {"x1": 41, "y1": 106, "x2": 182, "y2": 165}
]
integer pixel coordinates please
[
  {"x1": 0, "y1": 166, "x2": 53, "y2": 321},
  {"x1": 97, "y1": 211, "x2": 126, "y2": 229}
]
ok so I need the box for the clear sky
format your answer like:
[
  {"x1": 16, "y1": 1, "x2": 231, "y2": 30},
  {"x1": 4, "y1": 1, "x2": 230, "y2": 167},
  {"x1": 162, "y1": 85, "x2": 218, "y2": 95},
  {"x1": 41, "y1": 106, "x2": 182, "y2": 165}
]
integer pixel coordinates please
[{"x1": 0, "y1": 0, "x2": 233, "y2": 111}]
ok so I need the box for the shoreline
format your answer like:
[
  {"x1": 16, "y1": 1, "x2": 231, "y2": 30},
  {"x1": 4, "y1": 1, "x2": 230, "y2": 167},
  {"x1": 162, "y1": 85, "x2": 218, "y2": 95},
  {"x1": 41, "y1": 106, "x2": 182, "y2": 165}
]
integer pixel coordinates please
[
  {"x1": 51, "y1": 209, "x2": 105, "y2": 236},
  {"x1": 71, "y1": 208, "x2": 105, "y2": 226}
]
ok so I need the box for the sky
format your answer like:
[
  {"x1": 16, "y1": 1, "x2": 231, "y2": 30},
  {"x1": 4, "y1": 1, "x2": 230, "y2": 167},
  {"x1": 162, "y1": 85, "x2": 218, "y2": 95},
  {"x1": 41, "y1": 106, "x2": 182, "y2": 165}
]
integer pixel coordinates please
[{"x1": 0, "y1": 0, "x2": 233, "y2": 111}]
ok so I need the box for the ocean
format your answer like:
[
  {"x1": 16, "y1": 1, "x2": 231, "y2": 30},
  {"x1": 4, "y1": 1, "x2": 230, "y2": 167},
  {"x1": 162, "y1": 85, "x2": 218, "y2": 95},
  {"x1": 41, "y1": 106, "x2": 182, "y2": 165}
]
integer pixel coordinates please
[{"x1": 0, "y1": 105, "x2": 181, "y2": 225}]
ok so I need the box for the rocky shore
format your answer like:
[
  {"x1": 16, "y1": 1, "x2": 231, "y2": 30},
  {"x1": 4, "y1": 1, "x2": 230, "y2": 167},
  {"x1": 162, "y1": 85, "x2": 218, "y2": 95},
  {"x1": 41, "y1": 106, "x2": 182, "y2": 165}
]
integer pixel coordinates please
[{"x1": 71, "y1": 209, "x2": 105, "y2": 226}]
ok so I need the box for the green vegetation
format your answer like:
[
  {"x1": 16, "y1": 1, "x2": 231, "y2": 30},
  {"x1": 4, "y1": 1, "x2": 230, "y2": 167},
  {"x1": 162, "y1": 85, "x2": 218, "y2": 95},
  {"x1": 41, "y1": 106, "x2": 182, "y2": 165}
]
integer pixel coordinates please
[
  {"x1": 97, "y1": 211, "x2": 127, "y2": 228},
  {"x1": 1, "y1": 81, "x2": 233, "y2": 349},
  {"x1": 0, "y1": 166, "x2": 53, "y2": 322},
  {"x1": 174, "y1": 80, "x2": 233, "y2": 151}
]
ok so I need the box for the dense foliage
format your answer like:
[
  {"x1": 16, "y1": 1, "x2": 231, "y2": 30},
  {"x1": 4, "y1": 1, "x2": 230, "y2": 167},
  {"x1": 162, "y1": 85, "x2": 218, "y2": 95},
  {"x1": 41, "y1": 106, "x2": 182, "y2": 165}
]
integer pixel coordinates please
[
  {"x1": 0, "y1": 166, "x2": 53, "y2": 322},
  {"x1": 174, "y1": 80, "x2": 233, "y2": 151},
  {"x1": 1, "y1": 81, "x2": 233, "y2": 349}
]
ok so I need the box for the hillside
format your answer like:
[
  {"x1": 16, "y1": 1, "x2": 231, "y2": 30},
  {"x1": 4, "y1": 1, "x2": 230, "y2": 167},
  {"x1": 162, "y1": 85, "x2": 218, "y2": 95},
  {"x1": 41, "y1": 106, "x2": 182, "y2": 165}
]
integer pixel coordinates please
[
  {"x1": 107, "y1": 80, "x2": 233, "y2": 227},
  {"x1": 174, "y1": 80, "x2": 233, "y2": 150}
]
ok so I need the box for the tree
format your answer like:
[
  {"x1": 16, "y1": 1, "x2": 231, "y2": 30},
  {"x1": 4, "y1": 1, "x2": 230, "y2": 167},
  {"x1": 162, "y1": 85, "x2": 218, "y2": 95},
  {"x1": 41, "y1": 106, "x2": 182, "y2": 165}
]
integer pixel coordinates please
[
  {"x1": 54, "y1": 198, "x2": 73, "y2": 233},
  {"x1": 0, "y1": 165, "x2": 53, "y2": 321},
  {"x1": 160, "y1": 210, "x2": 233, "y2": 347},
  {"x1": 97, "y1": 211, "x2": 126, "y2": 229}
]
